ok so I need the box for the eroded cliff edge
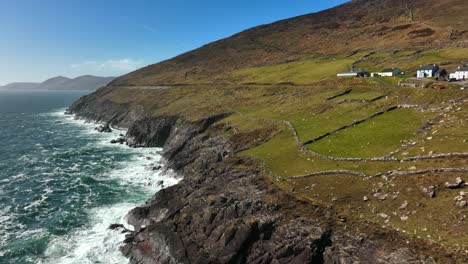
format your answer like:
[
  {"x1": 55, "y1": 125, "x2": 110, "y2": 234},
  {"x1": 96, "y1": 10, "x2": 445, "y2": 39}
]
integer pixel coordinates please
[{"x1": 67, "y1": 88, "x2": 461, "y2": 264}]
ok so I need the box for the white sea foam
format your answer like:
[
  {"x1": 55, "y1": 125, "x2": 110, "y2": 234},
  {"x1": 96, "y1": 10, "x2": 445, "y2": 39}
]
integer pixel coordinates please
[
  {"x1": 38, "y1": 109, "x2": 180, "y2": 263},
  {"x1": 23, "y1": 188, "x2": 53, "y2": 211},
  {"x1": 0, "y1": 208, "x2": 13, "y2": 246},
  {"x1": 41, "y1": 203, "x2": 133, "y2": 264},
  {"x1": 49, "y1": 109, "x2": 131, "y2": 148},
  {"x1": 41, "y1": 165, "x2": 179, "y2": 264}
]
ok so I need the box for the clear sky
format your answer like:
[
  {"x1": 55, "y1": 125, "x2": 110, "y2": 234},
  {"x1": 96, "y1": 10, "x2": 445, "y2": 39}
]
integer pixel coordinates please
[{"x1": 0, "y1": 0, "x2": 348, "y2": 84}]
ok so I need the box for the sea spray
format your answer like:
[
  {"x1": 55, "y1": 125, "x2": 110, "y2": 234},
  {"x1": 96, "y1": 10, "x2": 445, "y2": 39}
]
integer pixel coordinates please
[
  {"x1": 0, "y1": 92, "x2": 179, "y2": 264},
  {"x1": 40, "y1": 111, "x2": 180, "y2": 264}
]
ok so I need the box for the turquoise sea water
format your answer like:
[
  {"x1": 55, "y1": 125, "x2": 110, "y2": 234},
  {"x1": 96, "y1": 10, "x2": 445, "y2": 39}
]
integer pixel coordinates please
[{"x1": 0, "y1": 91, "x2": 178, "y2": 264}]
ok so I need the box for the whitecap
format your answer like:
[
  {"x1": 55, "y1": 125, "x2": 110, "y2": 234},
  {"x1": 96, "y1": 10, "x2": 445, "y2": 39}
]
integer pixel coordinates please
[
  {"x1": 37, "y1": 109, "x2": 181, "y2": 263},
  {"x1": 0, "y1": 207, "x2": 13, "y2": 225},
  {"x1": 41, "y1": 203, "x2": 133, "y2": 264},
  {"x1": 23, "y1": 189, "x2": 51, "y2": 211}
]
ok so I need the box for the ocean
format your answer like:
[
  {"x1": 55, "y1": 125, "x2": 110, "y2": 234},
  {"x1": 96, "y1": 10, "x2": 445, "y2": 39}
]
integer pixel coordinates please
[{"x1": 0, "y1": 90, "x2": 178, "y2": 264}]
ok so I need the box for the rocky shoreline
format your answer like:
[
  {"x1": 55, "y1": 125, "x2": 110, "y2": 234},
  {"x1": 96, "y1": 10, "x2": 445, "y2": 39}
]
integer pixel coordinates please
[{"x1": 66, "y1": 89, "x2": 464, "y2": 264}]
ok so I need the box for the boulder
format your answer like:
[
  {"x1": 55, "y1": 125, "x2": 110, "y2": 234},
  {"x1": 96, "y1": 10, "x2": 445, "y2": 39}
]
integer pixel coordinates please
[
  {"x1": 110, "y1": 137, "x2": 126, "y2": 144},
  {"x1": 95, "y1": 123, "x2": 112, "y2": 133},
  {"x1": 421, "y1": 186, "x2": 437, "y2": 198},
  {"x1": 152, "y1": 165, "x2": 162, "y2": 171},
  {"x1": 456, "y1": 200, "x2": 467, "y2": 208},
  {"x1": 455, "y1": 177, "x2": 465, "y2": 186},
  {"x1": 454, "y1": 191, "x2": 467, "y2": 208},
  {"x1": 123, "y1": 233, "x2": 135, "y2": 244},
  {"x1": 109, "y1": 223, "x2": 125, "y2": 230},
  {"x1": 399, "y1": 201, "x2": 408, "y2": 210},
  {"x1": 445, "y1": 177, "x2": 465, "y2": 189}
]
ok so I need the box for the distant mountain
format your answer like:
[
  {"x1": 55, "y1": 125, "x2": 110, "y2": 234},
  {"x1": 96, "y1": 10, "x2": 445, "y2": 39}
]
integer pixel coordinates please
[
  {"x1": 52, "y1": 75, "x2": 115, "y2": 91},
  {"x1": 0, "y1": 82, "x2": 41, "y2": 90},
  {"x1": 0, "y1": 75, "x2": 116, "y2": 90},
  {"x1": 39, "y1": 76, "x2": 71, "y2": 89}
]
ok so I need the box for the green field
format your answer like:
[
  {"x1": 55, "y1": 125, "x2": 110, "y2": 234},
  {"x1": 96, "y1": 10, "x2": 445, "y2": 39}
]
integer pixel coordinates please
[
  {"x1": 99, "y1": 48, "x2": 468, "y2": 252},
  {"x1": 308, "y1": 108, "x2": 432, "y2": 158}
]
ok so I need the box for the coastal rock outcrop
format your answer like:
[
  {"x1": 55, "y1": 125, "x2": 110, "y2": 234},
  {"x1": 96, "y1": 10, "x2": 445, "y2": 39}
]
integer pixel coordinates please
[
  {"x1": 95, "y1": 123, "x2": 112, "y2": 133},
  {"x1": 68, "y1": 101, "x2": 462, "y2": 264},
  {"x1": 126, "y1": 116, "x2": 178, "y2": 148}
]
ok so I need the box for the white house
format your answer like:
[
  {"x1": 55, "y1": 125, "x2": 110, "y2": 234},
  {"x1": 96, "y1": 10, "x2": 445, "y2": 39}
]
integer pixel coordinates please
[
  {"x1": 449, "y1": 66, "x2": 468, "y2": 80},
  {"x1": 371, "y1": 68, "x2": 403, "y2": 77},
  {"x1": 417, "y1": 65, "x2": 439, "y2": 78}
]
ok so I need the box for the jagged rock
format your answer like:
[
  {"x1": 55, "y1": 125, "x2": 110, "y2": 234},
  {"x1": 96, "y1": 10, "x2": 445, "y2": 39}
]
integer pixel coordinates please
[
  {"x1": 123, "y1": 233, "x2": 135, "y2": 244},
  {"x1": 454, "y1": 191, "x2": 467, "y2": 208},
  {"x1": 126, "y1": 116, "x2": 179, "y2": 148},
  {"x1": 95, "y1": 123, "x2": 112, "y2": 133},
  {"x1": 421, "y1": 186, "x2": 437, "y2": 198},
  {"x1": 109, "y1": 223, "x2": 125, "y2": 230},
  {"x1": 110, "y1": 136, "x2": 126, "y2": 144},
  {"x1": 445, "y1": 177, "x2": 465, "y2": 189},
  {"x1": 445, "y1": 182, "x2": 459, "y2": 189},
  {"x1": 109, "y1": 223, "x2": 131, "y2": 233},
  {"x1": 125, "y1": 137, "x2": 140, "y2": 148},
  {"x1": 152, "y1": 165, "x2": 162, "y2": 171}
]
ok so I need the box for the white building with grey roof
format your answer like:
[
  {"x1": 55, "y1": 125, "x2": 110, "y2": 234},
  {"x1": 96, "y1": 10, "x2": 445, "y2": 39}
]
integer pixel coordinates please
[
  {"x1": 449, "y1": 66, "x2": 468, "y2": 80},
  {"x1": 416, "y1": 65, "x2": 439, "y2": 78}
]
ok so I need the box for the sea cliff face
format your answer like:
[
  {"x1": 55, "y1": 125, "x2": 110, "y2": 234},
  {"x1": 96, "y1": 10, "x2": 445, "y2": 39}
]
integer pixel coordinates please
[{"x1": 67, "y1": 89, "x2": 449, "y2": 264}]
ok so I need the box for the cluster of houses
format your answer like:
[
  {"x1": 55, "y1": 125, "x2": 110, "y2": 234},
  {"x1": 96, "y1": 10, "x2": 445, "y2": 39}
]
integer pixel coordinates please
[
  {"x1": 337, "y1": 64, "x2": 468, "y2": 82},
  {"x1": 415, "y1": 64, "x2": 468, "y2": 81}
]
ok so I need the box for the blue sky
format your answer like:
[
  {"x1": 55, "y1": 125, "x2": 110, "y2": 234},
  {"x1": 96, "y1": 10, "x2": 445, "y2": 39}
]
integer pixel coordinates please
[{"x1": 0, "y1": 0, "x2": 348, "y2": 84}]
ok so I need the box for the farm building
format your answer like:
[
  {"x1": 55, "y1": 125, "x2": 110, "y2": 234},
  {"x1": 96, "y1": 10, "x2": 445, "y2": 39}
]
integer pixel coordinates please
[
  {"x1": 371, "y1": 68, "x2": 403, "y2": 77},
  {"x1": 449, "y1": 66, "x2": 468, "y2": 80},
  {"x1": 434, "y1": 68, "x2": 447, "y2": 79}
]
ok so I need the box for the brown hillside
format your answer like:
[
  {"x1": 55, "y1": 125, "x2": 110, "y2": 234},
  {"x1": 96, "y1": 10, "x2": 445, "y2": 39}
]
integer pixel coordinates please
[{"x1": 112, "y1": 0, "x2": 468, "y2": 86}]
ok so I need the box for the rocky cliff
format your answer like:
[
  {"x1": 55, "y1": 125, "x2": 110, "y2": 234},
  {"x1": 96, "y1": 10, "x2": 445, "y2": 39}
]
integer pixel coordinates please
[{"x1": 66, "y1": 93, "x2": 460, "y2": 264}]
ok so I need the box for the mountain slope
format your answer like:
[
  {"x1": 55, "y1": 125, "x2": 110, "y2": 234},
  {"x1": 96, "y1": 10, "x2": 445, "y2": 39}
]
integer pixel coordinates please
[
  {"x1": 40, "y1": 75, "x2": 116, "y2": 90},
  {"x1": 39, "y1": 76, "x2": 71, "y2": 89},
  {"x1": 0, "y1": 75, "x2": 116, "y2": 90},
  {"x1": 111, "y1": 0, "x2": 468, "y2": 86},
  {"x1": 0, "y1": 82, "x2": 40, "y2": 90}
]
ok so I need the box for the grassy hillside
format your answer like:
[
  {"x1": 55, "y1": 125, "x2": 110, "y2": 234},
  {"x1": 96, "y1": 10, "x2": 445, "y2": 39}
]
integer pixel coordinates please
[
  {"x1": 91, "y1": 80, "x2": 468, "y2": 252},
  {"x1": 109, "y1": 0, "x2": 468, "y2": 86},
  {"x1": 85, "y1": 0, "x2": 468, "y2": 257}
]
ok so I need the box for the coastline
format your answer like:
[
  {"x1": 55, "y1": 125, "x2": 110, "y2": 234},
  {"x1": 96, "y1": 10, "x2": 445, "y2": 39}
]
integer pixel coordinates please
[
  {"x1": 65, "y1": 90, "x2": 467, "y2": 264},
  {"x1": 40, "y1": 109, "x2": 181, "y2": 263}
]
